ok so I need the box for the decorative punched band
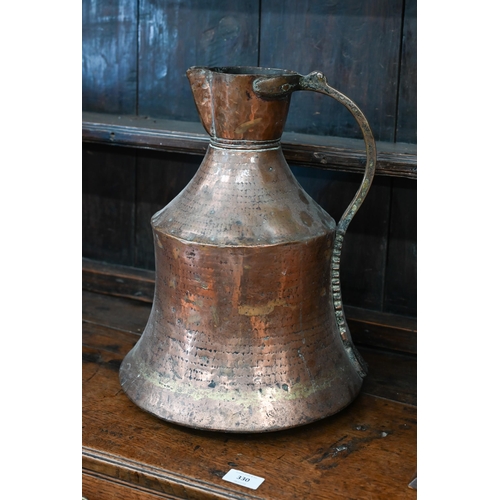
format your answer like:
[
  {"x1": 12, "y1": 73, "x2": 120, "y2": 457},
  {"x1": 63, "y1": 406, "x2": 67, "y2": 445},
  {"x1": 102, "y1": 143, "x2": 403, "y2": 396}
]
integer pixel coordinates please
[{"x1": 210, "y1": 137, "x2": 281, "y2": 151}]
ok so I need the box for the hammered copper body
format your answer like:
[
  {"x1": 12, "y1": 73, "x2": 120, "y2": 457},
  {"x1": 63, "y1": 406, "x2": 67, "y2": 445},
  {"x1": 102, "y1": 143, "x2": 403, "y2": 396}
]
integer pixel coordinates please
[{"x1": 119, "y1": 67, "x2": 377, "y2": 432}]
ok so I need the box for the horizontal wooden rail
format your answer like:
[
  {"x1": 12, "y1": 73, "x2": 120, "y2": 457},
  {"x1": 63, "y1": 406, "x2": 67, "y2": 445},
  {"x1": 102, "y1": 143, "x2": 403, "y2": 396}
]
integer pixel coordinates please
[{"x1": 82, "y1": 112, "x2": 417, "y2": 179}]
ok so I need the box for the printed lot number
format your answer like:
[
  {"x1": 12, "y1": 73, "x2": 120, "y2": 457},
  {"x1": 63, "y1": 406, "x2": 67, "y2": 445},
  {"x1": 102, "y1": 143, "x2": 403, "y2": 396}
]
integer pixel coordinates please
[{"x1": 222, "y1": 469, "x2": 265, "y2": 490}]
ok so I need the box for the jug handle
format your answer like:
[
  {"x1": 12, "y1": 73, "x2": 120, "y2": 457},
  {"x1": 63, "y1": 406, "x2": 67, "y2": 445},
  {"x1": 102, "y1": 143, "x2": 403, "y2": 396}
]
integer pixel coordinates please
[{"x1": 299, "y1": 72, "x2": 377, "y2": 378}]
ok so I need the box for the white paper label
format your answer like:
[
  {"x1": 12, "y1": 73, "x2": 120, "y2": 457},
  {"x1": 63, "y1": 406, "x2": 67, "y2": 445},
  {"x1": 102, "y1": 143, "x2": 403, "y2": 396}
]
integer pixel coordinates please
[{"x1": 222, "y1": 469, "x2": 265, "y2": 490}]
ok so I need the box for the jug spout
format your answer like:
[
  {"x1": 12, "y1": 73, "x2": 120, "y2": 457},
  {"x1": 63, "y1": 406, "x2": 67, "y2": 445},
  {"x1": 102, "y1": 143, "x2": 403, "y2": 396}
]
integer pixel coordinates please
[
  {"x1": 186, "y1": 66, "x2": 214, "y2": 136},
  {"x1": 186, "y1": 66, "x2": 301, "y2": 142}
]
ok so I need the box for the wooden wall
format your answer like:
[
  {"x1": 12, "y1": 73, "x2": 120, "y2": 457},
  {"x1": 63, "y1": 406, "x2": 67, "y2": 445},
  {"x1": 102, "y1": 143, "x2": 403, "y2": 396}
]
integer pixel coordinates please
[{"x1": 82, "y1": 0, "x2": 417, "y2": 318}]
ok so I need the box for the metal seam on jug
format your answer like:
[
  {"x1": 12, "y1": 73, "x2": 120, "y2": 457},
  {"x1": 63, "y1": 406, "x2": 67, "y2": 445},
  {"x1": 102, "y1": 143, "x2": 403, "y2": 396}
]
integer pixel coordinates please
[
  {"x1": 209, "y1": 144, "x2": 281, "y2": 153},
  {"x1": 210, "y1": 138, "x2": 281, "y2": 151}
]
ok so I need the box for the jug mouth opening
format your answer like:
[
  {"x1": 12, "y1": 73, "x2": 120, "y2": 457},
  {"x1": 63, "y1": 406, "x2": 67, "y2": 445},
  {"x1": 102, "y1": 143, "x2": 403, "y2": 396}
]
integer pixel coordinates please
[{"x1": 208, "y1": 66, "x2": 298, "y2": 77}]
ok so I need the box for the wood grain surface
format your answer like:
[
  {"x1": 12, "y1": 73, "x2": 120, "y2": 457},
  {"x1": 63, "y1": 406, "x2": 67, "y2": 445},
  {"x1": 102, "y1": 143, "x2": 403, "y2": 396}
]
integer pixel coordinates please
[
  {"x1": 384, "y1": 177, "x2": 417, "y2": 316},
  {"x1": 396, "y1": 0, "x2": 417, "y2": 143},
  {"x1": 82, "y1": 0, "x2": 138, "y2": 114},
  {"x1": 137, "y1": 0, "x2": 259, "y2": 122},
  {"x1": 259, "y1": 1, "x2": 404, "y2": 142},
  {"x1": 83, "y1": 471, "x2": 177, "y2": 500},
  {"x1": 82, "y1": 144, "x2": 137, "y2": 266}
]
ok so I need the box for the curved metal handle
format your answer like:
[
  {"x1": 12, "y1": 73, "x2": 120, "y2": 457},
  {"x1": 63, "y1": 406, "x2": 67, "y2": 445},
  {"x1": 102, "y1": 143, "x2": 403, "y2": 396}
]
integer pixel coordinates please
[
  {"x1": 299, "y1": 71, "x2": 377, "y2": 231},
  {"x1": 300, "y1": 71, "x2": 377, "y2": 378}
]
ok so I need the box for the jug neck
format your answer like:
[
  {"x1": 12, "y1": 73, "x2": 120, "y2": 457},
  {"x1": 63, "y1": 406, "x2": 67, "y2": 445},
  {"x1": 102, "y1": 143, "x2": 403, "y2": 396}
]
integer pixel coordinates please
[{"x1": 187, "y1": 66, "x2": 300, "y2": 142}]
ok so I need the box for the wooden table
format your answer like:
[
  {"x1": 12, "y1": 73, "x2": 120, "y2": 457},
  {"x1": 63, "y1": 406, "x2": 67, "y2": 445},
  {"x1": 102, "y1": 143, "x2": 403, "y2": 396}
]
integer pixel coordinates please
[{"x1": 83, "y1": 290, "x2": 416, "y2": 499}]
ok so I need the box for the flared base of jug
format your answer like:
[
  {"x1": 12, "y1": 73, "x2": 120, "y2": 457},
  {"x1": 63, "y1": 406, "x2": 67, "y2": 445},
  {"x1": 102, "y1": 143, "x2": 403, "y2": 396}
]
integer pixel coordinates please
[{"x1": 119, "y1": 347, "x2": 363, "y2": 433}]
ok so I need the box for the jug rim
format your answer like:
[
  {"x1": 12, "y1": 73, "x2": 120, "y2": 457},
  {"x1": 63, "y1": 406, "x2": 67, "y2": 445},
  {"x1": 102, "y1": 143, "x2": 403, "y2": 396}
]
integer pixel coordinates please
[{"x1": 190, "y1": 65, "x2": 299, "y2": 77}]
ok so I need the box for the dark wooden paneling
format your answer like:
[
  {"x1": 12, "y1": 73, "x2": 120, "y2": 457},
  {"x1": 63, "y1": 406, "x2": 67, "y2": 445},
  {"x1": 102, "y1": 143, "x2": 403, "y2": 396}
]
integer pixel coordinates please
[
  {"x1": 384, "y1": 177, "x2": 417, "y2": 316},
  {"x1": 134, "y1": 150, "x2": 201, "y2": 269},
  {"x1": 137, "y1": 0, "x2": 260, "y2": 121},
  {"x1": 83, "y1": 289, "x2": 150, "y2": 335},
  {"x1": 82, "y1": 0, "x2": 138, "y2": 114},
  {"x1": 345, "y1": 305, "x2": 416, "y2": 354},
  {"x1": 82, "y1": 144, "x2": 136, "y2": 266},
  {"x1": 396, "y1": 0, "x2": 417, "y2": 143},
  {"x1": 291, "y1": 166, "x2": 391, "y2": 311},
  {"x1": 360, "y1": 346, "x2": 416, "y2": 405},
  {"x1": 82, "y1": 257, "x2": 155, "y2": 304},
  {"x1": 260, "y1": 1, "x2": 404, "y2": 142}
]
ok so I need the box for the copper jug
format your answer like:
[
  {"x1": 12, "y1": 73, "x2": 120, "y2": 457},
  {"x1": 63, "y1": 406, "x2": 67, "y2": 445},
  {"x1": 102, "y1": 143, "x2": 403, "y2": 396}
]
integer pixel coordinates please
[{"x1": 119, "y1": 66, "x2": 376, "y2": 432}]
